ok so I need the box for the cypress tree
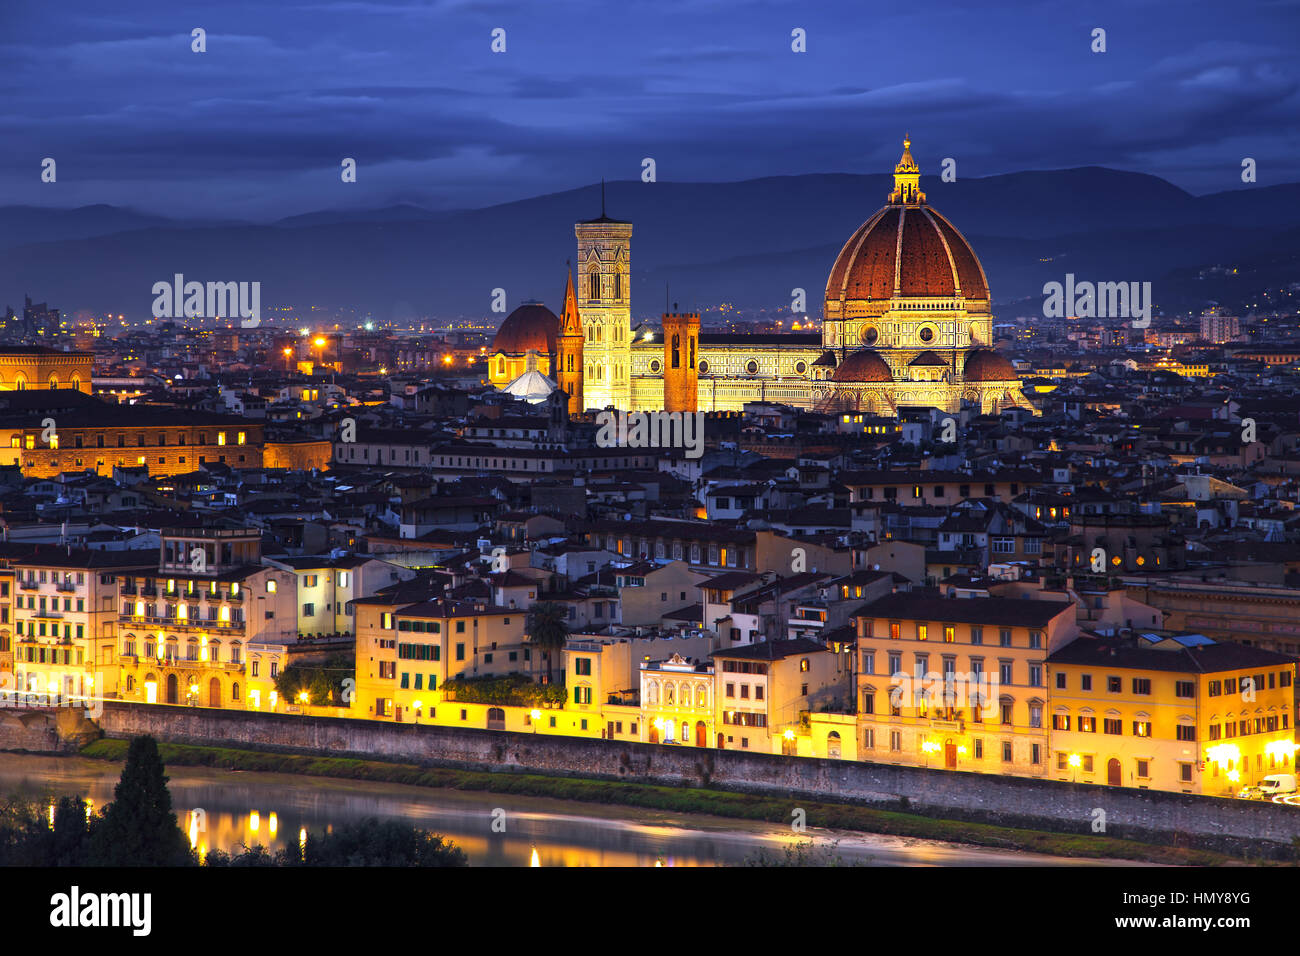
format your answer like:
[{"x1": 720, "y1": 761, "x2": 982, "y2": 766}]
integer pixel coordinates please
[{"x1": 91, "y1": 736, "x2": 195, "y2": 866}]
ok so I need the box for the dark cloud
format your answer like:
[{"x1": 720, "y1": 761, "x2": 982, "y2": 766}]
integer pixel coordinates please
[{"x1": 0, "y1": 0, "x2": 1296, "y2": 218}]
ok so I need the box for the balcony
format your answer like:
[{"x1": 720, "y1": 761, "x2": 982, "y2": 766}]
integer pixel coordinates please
[
  {"x1": 120, "y1": 586, "x2": 138, "y2": 597},
  {"x1": 55, "y1": 582, "x2": 76, "y2": 593},
  {"x1": 18, "y1": 580, "x2": 39, "y2": 591},
  {"x1": 117, "y1": 613, "x2": 245, "y2": 631}
]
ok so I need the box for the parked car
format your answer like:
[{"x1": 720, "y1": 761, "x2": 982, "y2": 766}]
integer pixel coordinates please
[{"x1": 1236, "y1": 785, "x2": 1262, "y2": 800}]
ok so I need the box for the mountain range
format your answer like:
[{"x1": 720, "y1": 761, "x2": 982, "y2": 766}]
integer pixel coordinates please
[{"x1": 3, "y1": 168, "x2": 1298, "y2": 322}]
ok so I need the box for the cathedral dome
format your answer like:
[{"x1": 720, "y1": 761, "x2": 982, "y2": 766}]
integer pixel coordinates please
[
  {"x1": 962, "y1": 349, "x2": 1017, "y2": 382},
  {"x1": 832, "y1": 349, "x2": 894, "y2": 383},
  {"x1": 492, "y1": 302, "x2": 559, "y2": 355},
  {"x1": 825, "y1": 139, "x2": 989, "y2": 314}
]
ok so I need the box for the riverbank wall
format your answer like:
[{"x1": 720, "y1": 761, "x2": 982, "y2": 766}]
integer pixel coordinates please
[{"x1": 67, "y1": 702, "x2": 1300, "y2": 858}]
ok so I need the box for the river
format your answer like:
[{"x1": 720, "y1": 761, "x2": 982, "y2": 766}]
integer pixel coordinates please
[{"x1": 0, "y1": 754, "x2": 1149, "y2": 866}]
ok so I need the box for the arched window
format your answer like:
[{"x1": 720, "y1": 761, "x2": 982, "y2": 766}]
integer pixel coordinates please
[
  {"x1": 613, "y1": 270, "x2": 622, "y2": 300},
  {"x1": 232, "y1": 682, "x2": 240, "y2": 701},
  {"x1": 14, "y1": 374, "x2": 26, "y2": 391},
  {"x1": 646, "y1": 680, "x2": 659, "y2": 704},
  {"x1": 497, "y1": 358, "x2": 505, "y2": 375},
  {"x1": 48, "y1": 374, "x2": 59, "y2": 390},
  {"x1": 696, "y1": 685, "x2": 708, "y2": 709},
  {"x1": 588, "y1": 269, "x2": 600, "y2": 300},
  {"x1": 665, "y1": 684, "x2": 675, "y2": 706},
  {"x1": 70, "y1": 375, "x2": 81, "y2": 391}
]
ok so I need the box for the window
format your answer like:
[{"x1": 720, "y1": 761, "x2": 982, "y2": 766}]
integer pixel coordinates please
[
  {"x1": 1175, "y1": 680, "x2": 1194, "y2": 699},
  {"x1": 1055, "y1": 672, "x2": 1067, "y2": 690},
  {"x1": 1132, "y1": 720, "x2": 1150, "y2": 738},
  {"x1": 574, "y1": 657, "x2": 592, "y2": 676},
  {"x1": 1176, "y1": 724, "x2": 1195, "y2": 742},
  {"x1": 1107, "y1": 676, "x2": 1121, "y2": 693},
  {"x1": 943, "y1": 626, "x2": 954, "y2": 643},
  {"x1": 1132, "y1": 678, "x2": 1151, "y2": 695},
  {"x1": 998, "y1": 629, "x2": 1011, "y2": 647},
  {"x1": 1001, "y1": 741, "x2": 1012, "y2": 763},
  {"x1": 1081, "y1": 674, "x2": 1092, "y2": 691},
  {"x1": 1136, "y1": 760, "x2": 1150, "y2": 779},
  {"x1": 1052, "y1": 714, "x2": 1071, "y2": 731},
  {"x1": 1078, "y1": 716, "x2": 1096, "y2": 733},
  {"x1": 1103, "y1": 718, "x2": 1122, "y2": 735},
  {"x1": 969, "y1": 626, "x2": 983, "y2": 645}
]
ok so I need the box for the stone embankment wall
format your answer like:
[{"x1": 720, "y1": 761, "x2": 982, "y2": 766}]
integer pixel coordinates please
[{"x1": 88, "y1": 702, "x2": 1300, "y2": 858}]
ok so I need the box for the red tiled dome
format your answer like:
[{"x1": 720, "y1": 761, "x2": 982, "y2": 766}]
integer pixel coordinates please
[
  {"x1": 825, "y1": 205, "x2": 989, "y2": 308},
  {"x1": 492, "y1": 303, "x2": 559, "y2": 355},
  {"x1": 963, "y1": 349, "x2": 1017, "y2": 381},
  {"x1": 832, "y1": 349, "x2": 894, "y2": 383}
]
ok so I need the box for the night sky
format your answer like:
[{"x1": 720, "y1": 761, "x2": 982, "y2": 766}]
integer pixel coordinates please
[{"x1": 2, "y1": 0, "x2": 1297, "y2": 220}]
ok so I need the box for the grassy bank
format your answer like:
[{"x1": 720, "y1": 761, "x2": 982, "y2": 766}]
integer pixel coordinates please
[{"x1": 79, "y1": 738, "x2": 1252, "y2": 865}]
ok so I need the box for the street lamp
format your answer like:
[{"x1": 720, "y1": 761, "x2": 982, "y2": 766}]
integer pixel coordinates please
[
  {"x1": 1068, "y1": 752, "x2": 1081, "y2": 783},
  {"x1": 920, "y1": 739, "x2": 940, "y2": 769},
  {"x1": 530, "y1": 708, "x2": 541, "y2": 734}
]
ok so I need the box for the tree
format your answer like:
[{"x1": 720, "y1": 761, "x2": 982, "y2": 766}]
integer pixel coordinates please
[
  {"x1": 90, "y1": 735, "x2": 195, "y2": 866},
  {"x1": 525, "y1": 601, "x2": 569, "y2": 686}
]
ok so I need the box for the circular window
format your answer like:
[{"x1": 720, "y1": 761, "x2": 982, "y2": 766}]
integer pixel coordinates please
[
  {"x1": 649, "y1": 359, "x2": 661, "y2": 373},
  {"x1": 746, "y1": 360, "x2": 759, "y2": 374},
  {"x1": 795, "y1": 361, "x2": 807, "y2": 374},
  {"x1": 919, "y1": 326, "x2": 935, "y2": 343},
  {"x1": 860, "y1": 327, "x2": 879, "y2": 346},
  {"x1": 698, "y1": 360, "x2": 709, "y2": 374}
]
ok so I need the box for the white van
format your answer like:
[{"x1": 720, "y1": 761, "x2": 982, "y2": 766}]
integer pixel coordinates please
[{"x1": 1255, "y1": 774, "x2": 1297, "y2": 799}]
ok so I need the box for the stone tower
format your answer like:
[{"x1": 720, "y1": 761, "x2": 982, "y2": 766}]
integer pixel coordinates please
[
  {"x1": 556, "y1": 265, "x2": 584, "y2": 416},
  {"x1": 661, "y1": 310, "x2": 699, "y2": 413},
  {"x1": 575, "y1": 182, "x2": 632, "y2": 411}
]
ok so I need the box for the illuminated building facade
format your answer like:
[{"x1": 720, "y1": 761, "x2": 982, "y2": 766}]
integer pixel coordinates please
[{"x1": 1047, "y1": 634, "x2": 1296, "y2": 795}]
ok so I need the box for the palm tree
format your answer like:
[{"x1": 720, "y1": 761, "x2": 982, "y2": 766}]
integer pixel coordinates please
[{"x1": 526, "y1": 602, "x2": 569, "y2": 686}]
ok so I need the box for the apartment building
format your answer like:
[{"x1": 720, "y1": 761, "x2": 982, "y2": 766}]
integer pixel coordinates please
[
  {"x1": 114, "y1": 529, "x2": 296, "y2": 708},
  {"x1": 353, "y1": 596, "x2": 531, "y2": 723},
  {"x1": 712, "y1": 638, "x2": 852, "y2": 754},
  {"x1": 264, "y1": 553, "x2": 415, "y2": 636},
  {"x1": 1046, "y1": 634, "x2": 1297, "y2": 795},
  {"x1": 4, "y1": 545, "x2": 156, "y2": 703},
  {"x1": 854, "y1": 594, "x2": 1078, "y2": 777}
]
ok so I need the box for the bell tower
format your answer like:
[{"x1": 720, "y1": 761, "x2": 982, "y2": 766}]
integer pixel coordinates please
[
  {"x1": 662, "y1": 309, "x2": 699, "y2": 413},
  {"x1": 556, "y1": 264, "x2": 584, "y2": 416},
  {"x1": 575, "y1": 181, "x2": 632, "y2": 411}
]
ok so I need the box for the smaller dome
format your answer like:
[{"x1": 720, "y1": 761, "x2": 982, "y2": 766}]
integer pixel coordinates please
[
  {"x1": 832, "y1": 349, "x2": 894, "y2": 383},
  {"x1": 493, "y1": 302, "x2": 559, "y2": 355},
  {"x1": 963, "y1": 349, "x2": 1017, "y2": 382}
]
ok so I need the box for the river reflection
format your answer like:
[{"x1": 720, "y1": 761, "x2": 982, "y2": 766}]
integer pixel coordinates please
[{"x1": 0, "y1": 754, "x2": 1147, "y2": 867}]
